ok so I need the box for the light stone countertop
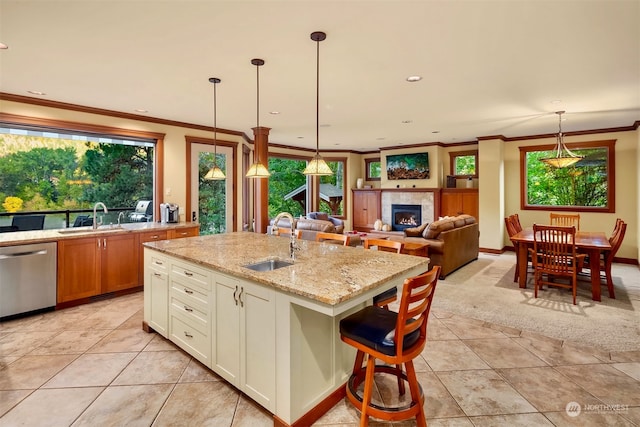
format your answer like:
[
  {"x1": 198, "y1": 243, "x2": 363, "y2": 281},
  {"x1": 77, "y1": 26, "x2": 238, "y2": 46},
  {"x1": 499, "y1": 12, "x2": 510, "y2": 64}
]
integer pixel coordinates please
[
  {"x1": 0, "y1": 222, "x2": 199, "y2": 247},
  {"x1": 144, "y1": 232, "x2": 430, "y2": 306}
]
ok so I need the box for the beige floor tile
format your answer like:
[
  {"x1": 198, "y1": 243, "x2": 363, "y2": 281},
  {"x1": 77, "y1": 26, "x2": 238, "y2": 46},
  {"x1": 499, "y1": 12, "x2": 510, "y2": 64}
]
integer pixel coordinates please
[
  {"x1": 0, "y1": 356, "x2": 19, "y2": 370},
  {"x1": 621, "y1": 406, "x2": 640, "y2": 425},
  {"x1": 87, "y1": 327, "x2": 154, "y2": 353},
  {"x1": 425, "y1": 318, "x2": 459, "y2": 341},
  {"x1": 0, "y1": 389, "x2": 32, "y2": 417},
  {"x1": 117, "y1": 309, "x2": 144, "y2": 330},
  {"x1": 418, "y1": 371, "x2": 466, "y2": 419},
  {"x1": 43, "y1": 352, "x2": 137, "y2": 388},
  {"x1": 556, "y1": 363, "x2": 640, "y2": 405},
  {"x1": 112, "y1": 350, "x2": 190, "y2": 385},
  {"x1": 179, "y1": 358, "x2": 223, "y2": 383},
  {"x1": 143, "y1": 334, "x2": 181, "y2": 352},
  {"x1": 468, "y1": 413, "x2": 554, "y2": 426},
  {"x1": 436, "y1": 370, "x2": 536, "y2": 416},
  {"x1": 543, "y1": 409, "x2": 636, "y2": 426},
  {"x1": 313, "y1": 397, "x2": 360, "y2": 425},
  {"x1": 30, "y1": 329, "x2": 110, "y2": 355},
  {"x1": 425, "y1": 417, "x2": 475, "y2": 427},
  {"x1": 440, "y1": 317, "x2": 508, "y2": 340},
  {"x1": 0, "y1": 354, "x2": 77, "y2": 390},
  {"x1": 512, "y1": 335, "x2": 602, "y2": 366},
  {"x1": 153, "y1": 382, "x2": 238, "y2": 426},
  {"x1": 422, "y1": 340, "x2": 490, "y2": 372},
  {"x1": 463, "y1": 338, "x2": 547, "y2": 369},
  {"x1": 497, "y1": 366, "x2": 601, "y2": 412},
  {"x1": 610, "y1": 350, "x2": 640, "y2": 363},
  {"x1": 231, "y1": 395, "x2": 273, "y2": 427},
  {"x1": 612, "y1": 362, "x2": 640, "y2": 381},
  {"x1": 0, "y1": 331, "x2": 59, "y2": 356},
  {"x1": 0, "y1": 387, "x2": 103, "y2": 427},
  {"x1": 72, "y1": 384, "x2": 173, "y2": 426}
]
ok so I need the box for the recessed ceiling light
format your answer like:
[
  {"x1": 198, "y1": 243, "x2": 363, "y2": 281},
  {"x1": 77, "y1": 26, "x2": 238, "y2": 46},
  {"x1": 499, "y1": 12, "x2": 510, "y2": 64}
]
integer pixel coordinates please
[
  {"x1": 401, "y1": 120, "x2": 412, "y2": 124},
  {"x1": 320, "y1": 124, "x2": 331, "y2": 128},
  {"x1": 269, "y1": 111, "x2": 280, "y2": 115},
  {"x1": 27, "y1": 90, "x2": 46, "y2": 96},
  {"x1": 432, "y1": 130, "x2": 440, "y2": 134},
  {"x1": 134, "y1": 109, "x2": 148, "y2": 113},
  {"x1": 297, "y1": 136, "x2": 304, "y2": 139},
  {"x1": 550, "y1": 100, "x2": 562, "y2": 104},
  {"x1": 376, "y1": 137, "x2": 386, "y2": 141},
  {"x1": 0, "y1": 43, "x2": 8, "y2": 50},
  {"x1": 406, "y1": 75, "x2": 422, "y2": 82}
]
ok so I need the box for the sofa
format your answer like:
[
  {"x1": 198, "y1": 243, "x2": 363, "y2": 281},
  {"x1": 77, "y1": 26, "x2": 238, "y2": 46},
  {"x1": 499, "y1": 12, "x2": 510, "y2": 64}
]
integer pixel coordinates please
[
  {"x1": 268, "y1": 212, "x2": 345, "y2": 240},
  {"x1": 390, "y1": 214, "x2": 479, "y2": 279}
]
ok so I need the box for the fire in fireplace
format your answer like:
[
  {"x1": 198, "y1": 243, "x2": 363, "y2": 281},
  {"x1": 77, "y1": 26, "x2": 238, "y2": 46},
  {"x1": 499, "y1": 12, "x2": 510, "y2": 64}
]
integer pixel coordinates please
[{"x1": 391, "y1": 204, "x2": 422, "y2": 231}]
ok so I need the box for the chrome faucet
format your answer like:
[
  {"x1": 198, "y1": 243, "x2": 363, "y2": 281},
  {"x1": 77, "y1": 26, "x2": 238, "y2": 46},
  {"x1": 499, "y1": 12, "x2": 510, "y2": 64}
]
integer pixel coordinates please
[
  {"x1": 117, "y1": 211, "x2": 126, "y2": 226},
  {"x1": 93, "y1": 202, "x2": 108, "y2": 229},
  {"x1": 271, "y1": 212, "x2": 299, "y2": 260}
]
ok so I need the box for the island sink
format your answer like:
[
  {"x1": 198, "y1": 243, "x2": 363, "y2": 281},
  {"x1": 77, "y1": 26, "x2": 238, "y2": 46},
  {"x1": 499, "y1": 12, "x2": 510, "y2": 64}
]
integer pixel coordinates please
[{"x1": 244, "y1": 259, "x2": 293, "y2": 272}]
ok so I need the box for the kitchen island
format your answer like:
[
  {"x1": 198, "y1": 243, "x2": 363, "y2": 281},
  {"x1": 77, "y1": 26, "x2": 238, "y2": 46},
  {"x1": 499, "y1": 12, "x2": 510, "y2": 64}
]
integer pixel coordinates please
[{"x1": 143, "y1": 232, "x2": 430, "y2": 427}]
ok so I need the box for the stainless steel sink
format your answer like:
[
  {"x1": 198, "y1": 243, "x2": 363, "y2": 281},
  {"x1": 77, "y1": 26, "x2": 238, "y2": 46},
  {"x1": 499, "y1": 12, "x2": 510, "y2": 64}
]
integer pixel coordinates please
[
  {"x1": 244, "y1": 259, "x2": 293, "y2": 272},
  {"x1": 57, "y1": 226, "x2": 125, "y2": 234}
]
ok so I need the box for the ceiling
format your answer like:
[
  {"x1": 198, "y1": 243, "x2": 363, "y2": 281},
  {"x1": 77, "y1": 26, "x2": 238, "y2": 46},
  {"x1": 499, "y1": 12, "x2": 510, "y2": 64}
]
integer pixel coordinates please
[{"x1": 1, "y1": 1, "x2": 639, "y2": 152}]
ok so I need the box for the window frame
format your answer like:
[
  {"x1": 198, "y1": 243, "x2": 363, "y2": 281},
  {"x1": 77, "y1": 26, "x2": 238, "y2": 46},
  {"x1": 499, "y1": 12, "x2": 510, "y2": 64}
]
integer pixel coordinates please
[
  {"x1": 449, "y1": 150, "x2": 478, "y2": 178},
  {"x1": 0, "y1": 112, "x2": 164, "y2": 218},
  {"x1": 318, "y1": 156, "x2": 347, "y2": 219},
  {"x1": 365, "y1": 157, "x2": 381, "y2": 181},
  {"x1": 519, "y1": 139, "x2": 615, "y2": 213}
]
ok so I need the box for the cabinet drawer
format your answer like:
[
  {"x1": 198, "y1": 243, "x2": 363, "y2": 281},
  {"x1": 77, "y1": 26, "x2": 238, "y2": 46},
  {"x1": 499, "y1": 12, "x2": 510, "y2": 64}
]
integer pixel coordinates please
[
  {"x1": 140, "y1": 230, "x2": 168, "y2": 243},
  {"x1": 170, "y1": 260, "x2": 209, "y2": 291},
  {"x1": 169, "y1": 227, "x2": 199, "y2": 239},
  {"x1": 170, "y1": 315, "x2": 210, "y2": 366},
  {"x1": 170, "y1": 280, "x2": 209, "y2": 309},
  {"x1": 170, "y1": 292, "x2": 208, "y2": 334},
  {"x1": 149, "y1": 255, "x2": 168, "y2": 272}
]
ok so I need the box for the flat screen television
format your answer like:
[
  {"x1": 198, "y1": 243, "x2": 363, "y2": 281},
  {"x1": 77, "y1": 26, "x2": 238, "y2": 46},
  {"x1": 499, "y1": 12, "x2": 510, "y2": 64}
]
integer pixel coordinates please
[{"x1": 386, "y1": 153, "x2": 429, "y2": 180}]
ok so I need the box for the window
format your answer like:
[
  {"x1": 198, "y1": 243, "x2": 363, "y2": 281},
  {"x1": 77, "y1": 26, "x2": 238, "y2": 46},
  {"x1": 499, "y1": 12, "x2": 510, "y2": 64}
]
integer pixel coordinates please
[
  {"x1": 365, "y1": 158, "x2": 381, "y2": 181},
  {"x1": 268, "y1": 156, "x2": 307, "y2": 219},
  {"x1": 319, "y1": 158, "x2": 346, "y2": 217},
  {"x1": 0, "y1": 115, "x2": 162, "y2": 229},
  {"x1": 520, "y1": 140, "x2": 615, "y2": 212},
  {"x1": 449, "y1": 150, "x2": 478, "y2": 177}
]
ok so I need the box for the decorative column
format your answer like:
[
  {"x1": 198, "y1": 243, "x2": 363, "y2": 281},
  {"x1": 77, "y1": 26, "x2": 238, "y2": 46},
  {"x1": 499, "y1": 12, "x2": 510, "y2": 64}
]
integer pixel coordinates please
[{"x1": 252, "y1": 126, "x2": 270, "y2": 233}]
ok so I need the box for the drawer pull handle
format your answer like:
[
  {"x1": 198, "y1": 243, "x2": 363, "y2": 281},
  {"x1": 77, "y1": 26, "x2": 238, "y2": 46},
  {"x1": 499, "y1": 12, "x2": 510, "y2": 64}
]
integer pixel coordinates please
[
  {"x1": 184, "y1": 271, "x2": 193, "y2": 277},
  {"x1": 184, "y1": 331, "x2": 193, "y2": 338},
  {"x1": 184, "y1": 306, "x2": 193, "y2": 312},
  {"x1": 155, "y1": 261, "x2": 163, "y2": 265},
  {"x1": 239, "y1": 286, "x2": 244, "y2": 308},
  {"x1": 184, "y1": 288, "x2": 193, "y2": 294},
  {"x1": 154, "y1": 272, "x2": 162, "y2": 277},
  {"x1": 152, "y1": 235, "x2": 160, "y2": 239},
  {"x1": 233, "y1": 285, "x2": 239, "y2": 306}
]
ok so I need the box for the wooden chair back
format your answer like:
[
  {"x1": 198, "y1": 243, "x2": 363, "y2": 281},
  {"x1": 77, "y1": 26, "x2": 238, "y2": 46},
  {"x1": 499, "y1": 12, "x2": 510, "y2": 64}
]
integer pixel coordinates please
[
  {"x1": 549, "y1": 213, "x2": 580, "y2": 230},
  {"x1": 511, "y1": 214, "x2": 523, "y2": 232},
  {"x1": 606, "y1": 220, "x2": 626, "y2": 261},
  {"x1": 363, "y1": 238, "x2": 404, "y2": 254},
  {"x1": 315, "y1": 232, "x2": 351, "y2": 246},
  {"x1": 274, "y1": 228, "x2": 302, "y2": 239}
]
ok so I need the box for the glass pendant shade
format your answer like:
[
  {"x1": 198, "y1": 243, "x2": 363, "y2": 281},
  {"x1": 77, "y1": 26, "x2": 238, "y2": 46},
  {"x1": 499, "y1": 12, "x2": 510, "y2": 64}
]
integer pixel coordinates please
[
  {"x1": 204, "y1": 77, "x2": 226, "y2": 180},
  {"x1": 246, "y1": 58, "x2": 270, "y2": 179},
  {"x1": 303, "y1": 31, "x2": 333, "y2": 177},
  {"x1": 540, "y1": 111, "x2": 583, "y2": 168},
  {"x1": 303, "y1": 154, "x2": 333, "y2": 176}
]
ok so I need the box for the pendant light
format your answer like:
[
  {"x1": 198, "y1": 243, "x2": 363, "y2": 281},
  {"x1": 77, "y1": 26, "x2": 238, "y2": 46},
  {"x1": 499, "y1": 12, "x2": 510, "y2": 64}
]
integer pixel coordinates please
[
  {"x1": 204, "y1": 77, "x2": 226, "y2": 180},
  {"x1": 246, "y1": 58, "x2": 271, "y2": 178},
  {"x1": 540, "y1": 111, "x2": 583, "y2": 168},
  {"x1": 303, "y1": 31, "x2": 333, "y2": 176}
]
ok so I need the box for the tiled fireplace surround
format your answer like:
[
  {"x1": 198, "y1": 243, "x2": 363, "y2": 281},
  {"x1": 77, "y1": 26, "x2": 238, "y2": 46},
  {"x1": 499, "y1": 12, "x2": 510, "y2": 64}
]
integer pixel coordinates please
[{"x1": 381, "y1": 190, "x2": 435, "y2": 227}]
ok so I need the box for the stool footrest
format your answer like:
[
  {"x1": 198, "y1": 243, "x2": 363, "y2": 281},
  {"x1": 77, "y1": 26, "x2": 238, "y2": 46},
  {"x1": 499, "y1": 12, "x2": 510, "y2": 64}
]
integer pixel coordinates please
[{"x1": 346, "y1": 364, "x2": 424, "y2": 414}]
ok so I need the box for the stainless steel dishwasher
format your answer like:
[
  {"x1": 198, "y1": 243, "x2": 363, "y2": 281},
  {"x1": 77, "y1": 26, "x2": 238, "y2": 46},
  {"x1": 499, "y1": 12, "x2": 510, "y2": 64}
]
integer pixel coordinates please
[{"x1": 0, "y1": 242, "x2": 57, "y2": 320}]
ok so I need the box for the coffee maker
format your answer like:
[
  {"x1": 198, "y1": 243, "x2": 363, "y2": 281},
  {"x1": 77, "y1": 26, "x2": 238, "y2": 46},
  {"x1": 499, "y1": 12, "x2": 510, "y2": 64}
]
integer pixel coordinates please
[{"x1": 160, "y1": 203, "x2": 180, "y2": 223}]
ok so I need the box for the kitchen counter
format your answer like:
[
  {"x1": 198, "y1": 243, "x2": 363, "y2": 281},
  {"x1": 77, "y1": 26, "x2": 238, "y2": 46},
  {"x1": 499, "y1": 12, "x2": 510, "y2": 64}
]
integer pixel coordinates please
[
  {"x1": 144, "y1": 231, "x2": 430, "y2": 307},
  {"x1": 0, "y1": 222, "x2": 198, "y2": 247},
  {"x1": 143, "y1": 232, "x2": 430, "y2": 426}
]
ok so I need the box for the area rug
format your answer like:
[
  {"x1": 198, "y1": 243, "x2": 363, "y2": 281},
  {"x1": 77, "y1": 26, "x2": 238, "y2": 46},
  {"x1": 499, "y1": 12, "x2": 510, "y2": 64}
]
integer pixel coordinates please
[{"x1": 431, "y1": 252, "x2": 640, "y2": 352}]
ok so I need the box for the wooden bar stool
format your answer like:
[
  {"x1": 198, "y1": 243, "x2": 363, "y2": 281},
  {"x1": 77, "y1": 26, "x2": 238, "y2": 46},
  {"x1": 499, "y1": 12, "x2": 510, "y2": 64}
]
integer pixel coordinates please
[
  {"x1": 364, "y1": 238, "x2": 404, "y2": 309},
  {"x1": 339, "y1": 266, "x2": 440, "y2": 426}
]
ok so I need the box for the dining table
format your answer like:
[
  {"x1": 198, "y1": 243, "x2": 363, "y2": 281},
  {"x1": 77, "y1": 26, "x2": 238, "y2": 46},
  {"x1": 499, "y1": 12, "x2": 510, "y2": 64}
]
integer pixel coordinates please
[{"x1": 510, "y1": 227, "x2": 612, "y2": 302}]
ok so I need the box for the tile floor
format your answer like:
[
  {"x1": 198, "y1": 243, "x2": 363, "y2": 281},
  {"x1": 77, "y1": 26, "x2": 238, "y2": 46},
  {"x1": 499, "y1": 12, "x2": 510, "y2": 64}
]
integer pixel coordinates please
[{"x1": 1, "y1": 267, "x2": 640, "y2": 426}]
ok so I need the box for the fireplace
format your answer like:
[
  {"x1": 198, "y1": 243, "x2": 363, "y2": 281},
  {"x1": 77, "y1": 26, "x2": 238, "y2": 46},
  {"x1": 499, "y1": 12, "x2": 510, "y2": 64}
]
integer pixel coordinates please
[{"x1": 391, "y1": 204, "x2": 422, "y2": 231}]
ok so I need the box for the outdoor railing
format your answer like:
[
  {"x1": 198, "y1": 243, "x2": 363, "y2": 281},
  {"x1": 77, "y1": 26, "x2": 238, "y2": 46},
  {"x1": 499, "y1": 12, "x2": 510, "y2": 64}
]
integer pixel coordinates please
[{"x1": 0, "y1": 207, "x2": 142, "y2": 232}]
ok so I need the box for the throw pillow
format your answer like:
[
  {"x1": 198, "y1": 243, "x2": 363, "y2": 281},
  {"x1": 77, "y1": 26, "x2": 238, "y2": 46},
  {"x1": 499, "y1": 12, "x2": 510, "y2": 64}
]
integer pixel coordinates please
[
  {"x1": 404, "y1": 222, "x2": 428, "y2": 237},
  {"x1": 314, "y1": 212, "x2": 329, "y2": 221}
]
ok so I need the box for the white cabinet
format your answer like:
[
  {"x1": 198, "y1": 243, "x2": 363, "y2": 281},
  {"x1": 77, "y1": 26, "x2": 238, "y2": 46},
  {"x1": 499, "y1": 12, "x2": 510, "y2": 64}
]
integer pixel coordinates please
[
  {"x1": 143, "y1": 249, "x2": 169, "y2": 337},
  {"x1": 168, "y1": 258, "x2": 212, "y2": 367},
  {"x1": 212, "y1": 273, "x2": 276, "y2": 411}
]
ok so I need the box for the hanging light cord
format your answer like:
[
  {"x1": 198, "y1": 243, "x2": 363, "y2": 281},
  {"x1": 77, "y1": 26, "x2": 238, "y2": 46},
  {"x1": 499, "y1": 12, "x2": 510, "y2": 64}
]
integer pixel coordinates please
[
  {"x1": 213, "y1": 80, "x2": 218, "y2": 158},
  {"x1": 256, "y1": 63, "x2": 260, "y2": 130},
  {"x1": 315, "y1": 36, "x2": 320, "y2": 155}
]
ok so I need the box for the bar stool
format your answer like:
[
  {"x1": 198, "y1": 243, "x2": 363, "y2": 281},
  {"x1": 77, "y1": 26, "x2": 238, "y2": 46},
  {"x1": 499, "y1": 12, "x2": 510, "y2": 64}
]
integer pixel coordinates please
[{"x1": 339, "y1": 266, "x2": 440, "y2": 426}]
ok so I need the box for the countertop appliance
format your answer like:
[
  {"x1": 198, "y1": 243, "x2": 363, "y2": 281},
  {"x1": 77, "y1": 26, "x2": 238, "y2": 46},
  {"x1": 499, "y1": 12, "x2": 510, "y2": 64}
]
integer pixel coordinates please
[
  {"x1": 166, "y1": 203, "x2": 179, "y2": 223},
  {"x1": 0, "y1": 242, "x2": 57, "y2": 320}
]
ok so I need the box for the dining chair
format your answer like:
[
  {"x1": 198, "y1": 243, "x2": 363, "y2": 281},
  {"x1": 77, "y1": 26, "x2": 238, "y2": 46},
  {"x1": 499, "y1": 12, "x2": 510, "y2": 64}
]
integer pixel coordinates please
[
  {"x1": 504, "y1": 215, "x2": 528, "y2": 283},
  {"x1": 315, "y1": 232, "x2": 351, "y2": 246},
  {"x1": 273, "y1": 227, "x2": 302, "y2": 239},
  {"x1": 549, "y1": 212, "x2": 580, "y2": 230},
  {"x1": 339, "y1": 265, "x2": 440, "y2": 427},
  {"x1": 599, "y1": 220, "x2": 627, "y2": 298},
  {"x1": 529, "y1": 224, "x2": 586, "y2": 305},
  {"x1": 364, "y1": 238, "x2": 405, "y2": 309}
]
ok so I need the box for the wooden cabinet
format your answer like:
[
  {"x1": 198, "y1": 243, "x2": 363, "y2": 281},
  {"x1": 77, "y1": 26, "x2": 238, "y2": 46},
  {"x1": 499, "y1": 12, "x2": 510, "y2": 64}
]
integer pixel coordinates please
[
  {"x1": 168, "y1": 226, "x2": 199, "y2": 239},
  {"x1": 57, "y1": 237, "x2": 101, "y2": 303},
  {"x1": 212, "y1": 273, "x2": 276, "y2": 411},
  {"x1": 440, "y1": 189, "x2": 479, "y2": 220},
  {"x1": 143, "y1": 249, "x2": 169, "y2": 337},
  {"x1": 352, "y1": 189, "x2": 381, "y2": 231},
  {"x1": 57, "y1": 233, "x2": 138, "y2": 302}
]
